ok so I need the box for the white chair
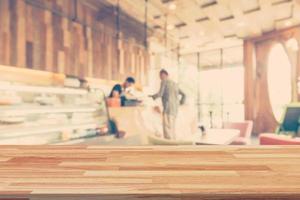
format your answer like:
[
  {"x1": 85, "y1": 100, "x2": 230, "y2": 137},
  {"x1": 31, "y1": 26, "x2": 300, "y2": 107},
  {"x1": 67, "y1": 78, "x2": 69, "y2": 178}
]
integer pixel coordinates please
[{"x1": 147, "y1": 134, "x2": 193, "y2": 145}]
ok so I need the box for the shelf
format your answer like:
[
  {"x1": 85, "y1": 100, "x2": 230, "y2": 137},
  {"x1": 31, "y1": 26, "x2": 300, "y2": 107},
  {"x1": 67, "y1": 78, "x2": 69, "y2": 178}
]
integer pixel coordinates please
[
  {"x1": 0, "y1": 105, "x2": 99, "y2": 116},
  {"x1": 0, "y1": 122, "x2": 101, "y2": 139},
  {"x1": 0, "y1": 84, "x2": 87, "y2": 95}
]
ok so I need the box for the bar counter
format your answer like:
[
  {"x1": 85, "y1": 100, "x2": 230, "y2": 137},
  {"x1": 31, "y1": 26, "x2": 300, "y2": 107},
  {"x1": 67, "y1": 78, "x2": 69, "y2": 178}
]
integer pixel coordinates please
[{"x1": 0, "y1": 145, "x2": 300, "y2": 199}]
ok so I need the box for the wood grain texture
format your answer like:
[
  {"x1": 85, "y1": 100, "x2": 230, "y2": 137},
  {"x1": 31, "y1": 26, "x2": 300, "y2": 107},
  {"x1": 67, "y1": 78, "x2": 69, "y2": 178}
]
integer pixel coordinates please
[
  {"x1": 0, "y1": 146, "x2": 300, "y2": 199},
  {"x1": 0, "y1": 0, "x2": 149, "y2": 85}
]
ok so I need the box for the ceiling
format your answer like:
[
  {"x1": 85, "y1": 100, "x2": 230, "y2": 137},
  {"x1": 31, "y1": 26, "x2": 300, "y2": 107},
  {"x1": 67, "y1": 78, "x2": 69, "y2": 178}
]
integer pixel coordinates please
[{"x1": 103, "y1": 0, "x2": 300, "y2": 55}]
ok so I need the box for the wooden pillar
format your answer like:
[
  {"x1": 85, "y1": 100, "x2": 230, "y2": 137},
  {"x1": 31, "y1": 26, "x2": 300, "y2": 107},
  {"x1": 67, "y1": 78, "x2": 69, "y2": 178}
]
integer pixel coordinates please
[{"x1": 244, "y1": 40, "x2": 255, "y2": 121}]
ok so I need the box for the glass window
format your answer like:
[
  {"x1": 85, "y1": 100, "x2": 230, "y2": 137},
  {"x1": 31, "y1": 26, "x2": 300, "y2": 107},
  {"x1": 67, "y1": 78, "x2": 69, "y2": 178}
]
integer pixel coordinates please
[
  {"x1": 199, "y1": 66, "x2": 244, "y2": 127},
  {"x1": 267, "y1": 43, "x2": 292, "y2": 121},
  {"x1": 180, "y1": 46, "x2": 244, "y2": 128}
]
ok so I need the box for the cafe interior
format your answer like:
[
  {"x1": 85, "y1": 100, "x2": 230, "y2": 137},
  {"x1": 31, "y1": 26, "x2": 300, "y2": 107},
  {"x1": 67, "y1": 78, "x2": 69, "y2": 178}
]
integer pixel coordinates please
[
  {"x1": 2, "y1": 0, "x2": 300, "y2": 199},
  {"x1": 0, "y1": 0, "x2": 300, "y2": 146}
]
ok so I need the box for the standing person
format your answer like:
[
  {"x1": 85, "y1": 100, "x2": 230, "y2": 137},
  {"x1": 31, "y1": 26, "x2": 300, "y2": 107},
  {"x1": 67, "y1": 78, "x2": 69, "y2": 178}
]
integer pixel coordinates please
[{"x1": 150, "y1": 69, "x2": 186, "y2": 140}]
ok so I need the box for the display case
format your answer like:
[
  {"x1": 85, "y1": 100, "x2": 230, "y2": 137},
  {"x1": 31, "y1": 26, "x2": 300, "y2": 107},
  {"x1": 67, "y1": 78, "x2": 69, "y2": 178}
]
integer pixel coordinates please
[{"x1": 0, "y1": 66, "x2": 110, "y2": 145}]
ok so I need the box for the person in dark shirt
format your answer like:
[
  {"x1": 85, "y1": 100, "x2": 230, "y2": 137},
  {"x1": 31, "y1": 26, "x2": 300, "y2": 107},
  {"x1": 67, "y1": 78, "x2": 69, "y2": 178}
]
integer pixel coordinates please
[{"x1": 109, "y1": 84, "x2": 122, "y2": 98}]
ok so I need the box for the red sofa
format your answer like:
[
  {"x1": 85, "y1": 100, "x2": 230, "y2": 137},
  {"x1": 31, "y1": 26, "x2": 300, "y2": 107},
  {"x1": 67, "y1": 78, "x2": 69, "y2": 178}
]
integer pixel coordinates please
[{"x1": 259, "y1": 133, "x2": 300, "y2": 145}]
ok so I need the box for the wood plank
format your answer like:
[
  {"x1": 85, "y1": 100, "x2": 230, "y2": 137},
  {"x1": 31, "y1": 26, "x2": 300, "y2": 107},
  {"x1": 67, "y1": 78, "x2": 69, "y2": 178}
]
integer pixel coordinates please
[
  {"x1": 25, "y1": 41, "x2": 33, "y2": 68},
  {"x1": 8, "y1": 0, "x2": 17, "y2": 66},
  {"x1": 16, "y1": 0, "x2": 26, "y2": 67},
  {"x1": 0, "y1": 146, "x2": 299, "y2": 199}
]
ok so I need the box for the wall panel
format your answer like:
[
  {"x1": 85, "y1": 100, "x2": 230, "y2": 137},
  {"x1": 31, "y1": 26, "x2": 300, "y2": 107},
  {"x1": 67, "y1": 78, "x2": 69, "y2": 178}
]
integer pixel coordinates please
[{"x1": 0, "y1": 0, "x2": 149, "y2": 85}]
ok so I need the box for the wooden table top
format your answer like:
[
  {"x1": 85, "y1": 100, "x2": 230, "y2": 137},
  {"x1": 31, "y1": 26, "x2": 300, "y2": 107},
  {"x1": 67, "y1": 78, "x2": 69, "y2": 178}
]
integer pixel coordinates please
[{"x1": 0, "y1": 145, "x2": 300, "y2": 200}]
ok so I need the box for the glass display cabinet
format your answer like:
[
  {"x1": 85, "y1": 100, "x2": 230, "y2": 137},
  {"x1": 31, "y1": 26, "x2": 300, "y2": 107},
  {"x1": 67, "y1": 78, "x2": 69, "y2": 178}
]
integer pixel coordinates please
[{"x1": 0, "y1": 66, "x2": 110, "y2": 145}]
